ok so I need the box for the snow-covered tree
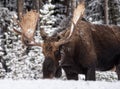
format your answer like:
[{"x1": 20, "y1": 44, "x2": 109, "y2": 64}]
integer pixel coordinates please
[
  {"x1": 40, "y1": 0, "x2": 70, "y2": 36},
  {"x1": 85, "y1": 0, "x2": 104, "y2": 24},
  {"x1": 109, "y1": 0, "x2": 120, "y2": 25}
]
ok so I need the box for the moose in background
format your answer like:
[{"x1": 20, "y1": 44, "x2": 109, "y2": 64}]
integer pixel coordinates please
[{"x1": 13, "y1": 2, "x2": 120, "y2": 80}]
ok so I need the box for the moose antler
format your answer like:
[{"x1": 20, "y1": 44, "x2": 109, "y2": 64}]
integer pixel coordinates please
[
  {"x1": 67, "y1": 1, "x2": 85, "y2": 39},
  {"x1": 72, "y1": 1, "x2": 85, "y2": 24},
  {"x1": 13, "y1": 10, "x2": 39, "y2": 46},
  {"x1": 53, "y1": 1, "x2": 85, "y2": 47}
]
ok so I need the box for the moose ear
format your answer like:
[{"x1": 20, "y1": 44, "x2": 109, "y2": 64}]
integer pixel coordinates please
[{"x1": 72, "y1": 1, "x2": 85, "y2": 25}]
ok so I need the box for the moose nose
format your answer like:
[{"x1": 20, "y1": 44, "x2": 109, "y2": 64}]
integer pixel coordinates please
[
  {"x1": 43, "y1": 57, "x2": 54, "y2": 68},
  {"x1": 43, "y1": 57, "x2": 55, "y2": 78}
]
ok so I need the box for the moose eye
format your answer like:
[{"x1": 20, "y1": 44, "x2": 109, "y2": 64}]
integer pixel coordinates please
[
  {"x1": 46, "y1": 46, "x2": 52, "y2": 51},
  {"x1": 54, "y1": 50, "x2": 60, "y2": 57}
]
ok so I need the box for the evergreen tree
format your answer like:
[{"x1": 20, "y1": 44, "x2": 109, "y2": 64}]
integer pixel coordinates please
[
  {"x1": 104, "y1": 0, "x2": 109, "y2": 24},
  {"x1": 85, "y1": 0, "x2": 104, "y2": 24},
  {"x1": 40, "y1": 0, "x2": 70, "y2": 36},
  {"x1": 109, "y1": 0, "x2": 120, "y2": 25}
]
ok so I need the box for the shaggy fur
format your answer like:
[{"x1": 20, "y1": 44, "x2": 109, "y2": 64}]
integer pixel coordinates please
[
  {"x1": 59, "y1": 19, "x2": 120, "y2": 80},
  {"x1": 42, "y1": 18, "x2": 120, "y2": 80}
]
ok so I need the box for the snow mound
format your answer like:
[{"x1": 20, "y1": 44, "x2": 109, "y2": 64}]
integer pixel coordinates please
[{"x1": 0, "y1": 79, "x2": 120, "y2": 89}]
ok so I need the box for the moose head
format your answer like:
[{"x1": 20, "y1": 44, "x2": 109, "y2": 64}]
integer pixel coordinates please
[
  {"x1": 41, "y1": 1, "x2": 85, "y2": 78},
  {"x1": 13, "y1": 1, "x2": 85, "y2": 79},
  {"x1": 40, "y1": 29, "x2": 70, "y2": 78}
]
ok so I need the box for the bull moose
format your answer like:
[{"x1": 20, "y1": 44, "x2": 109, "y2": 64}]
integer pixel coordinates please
[{"x1": 14, "y1": 2, "x2": 120, "y2": 80}]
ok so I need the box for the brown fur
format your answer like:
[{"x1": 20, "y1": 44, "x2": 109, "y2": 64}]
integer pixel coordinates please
[
  {"x1": 41, "y1": 19, "x2": 120, "y2": 80},
  {"x1": 59, "y1": 19, "x2": 120, "y2": 80}
]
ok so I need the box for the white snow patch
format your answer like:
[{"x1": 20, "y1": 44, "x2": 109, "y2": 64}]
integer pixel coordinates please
[{"x1": 0, "y1": 79, "x2": 120, "y2": 89}]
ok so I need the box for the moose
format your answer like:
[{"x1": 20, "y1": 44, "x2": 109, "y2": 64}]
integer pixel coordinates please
[{"x1": 13, "y1": 2, "x2": 120, "y2": 80}]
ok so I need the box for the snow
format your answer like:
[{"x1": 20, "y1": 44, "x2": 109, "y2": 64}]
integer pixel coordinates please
[{"x1": 0, "y1": 79, "x2": 120, "y2": 89}]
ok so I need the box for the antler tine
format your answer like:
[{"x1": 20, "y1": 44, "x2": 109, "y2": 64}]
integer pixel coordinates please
[
  {"x1": 72, "y1": 1, "x2": 85, "y2": 25},
  {"x1": 13, "y1": 10, "x2": 40, "y2": 46},
  {"x1": 12, "y1": 15, "x2": 23, "y2": 35},
  {"x1": 67, "y1": 1, "x2": 85, "y2": 39},
  {"x1": 55, "y1": 1, "x2": 85, "y2": 46}
]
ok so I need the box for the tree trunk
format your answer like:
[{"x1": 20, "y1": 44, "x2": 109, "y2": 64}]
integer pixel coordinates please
[
  {"x1": 33, "y1": 0, "x2": 40, "y2": 12},
  {"x1": 3, "y1": 0, "x2": 6, "y2": 7},
  {"x1": 17, "y1": 0, "x2": 24, "y2": 20},
  {"x1": 33, "y1": 0, "x2": 42, "y2": 31},
  {"x1": 71, "y1": 0, "x2": 77, "y2": 13},
  {"x1": 39, "y1": 0, "x2": 43, "y2": 9},
  {"x1": 104, "y1": 0, "x2": 109, "y2": 24}
]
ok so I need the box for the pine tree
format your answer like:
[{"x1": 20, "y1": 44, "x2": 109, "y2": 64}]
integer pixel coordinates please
[
  {"x1": 40, "y1": 0, "x2": 70, "y2": 36},
  {"x1": 104, "y1": 0, "x2": 109, "y2": 24},
  {"x1": 85, "y1": 0, "x2": 104, "y2": 24},
  {"x1": 17, "y1": 0, "x2": 23, "y2": 20},
  {"x1": 109, "y1": 0, "x2": 120, "y2": 25}
]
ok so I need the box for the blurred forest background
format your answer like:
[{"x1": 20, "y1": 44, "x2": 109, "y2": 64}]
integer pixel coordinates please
[{"x1": 0, "y1": 0, "x2": 119, "y2": 81}]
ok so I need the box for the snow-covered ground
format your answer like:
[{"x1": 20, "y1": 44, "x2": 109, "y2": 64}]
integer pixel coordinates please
[{"x1": 0, "y1": 79, "x2": 120, "y2": 89}]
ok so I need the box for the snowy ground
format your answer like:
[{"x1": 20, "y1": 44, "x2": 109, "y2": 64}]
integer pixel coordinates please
[{"x1": 0, "y1": 79, "x2": 120, "y2": 89}]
